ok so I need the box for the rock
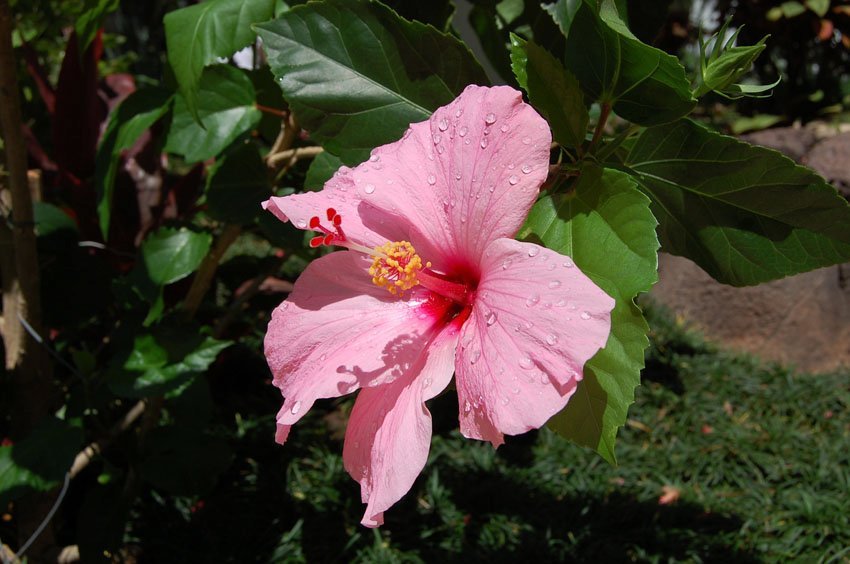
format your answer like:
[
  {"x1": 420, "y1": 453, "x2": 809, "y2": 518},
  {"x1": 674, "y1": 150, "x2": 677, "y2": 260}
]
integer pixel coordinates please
[
  {"x1": 650, "y1": 254, "x2": 850, "y2": 373},
  {"x1": 741, "y1": 126, "x2": 817, "y2": 162},
  {"x1": 804, "y1": 132, "x2": 850, "y2": 198}
]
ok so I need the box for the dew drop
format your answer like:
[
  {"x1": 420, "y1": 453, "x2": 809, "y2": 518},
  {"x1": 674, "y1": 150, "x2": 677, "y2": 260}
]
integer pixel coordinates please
[
  {"x1": 519, "y1": 356, "x2": 534, "y2": 369},
  {"x1": 458, "y1": 126, "x2": 468, "y2": 137},
  {"x1": 290, "y1": 401, "x2": 302, "y2": 415},
  {"x1": 488, "y1": 184, "x2": 496, "y2": 193},
  {"x1": 464, "y1": 400, "x2": 471, "y2": 413},
  {"x1": 508, "y1": 175, "x2": 519, "y2": 185},
  {"x1": 501, "y1": 397, "x2": 509, "y2": 406},
  {"x1": 469, "y1": 350, "x2": 481, "y2": 364},
  {"x1": 526, "y1": 294, "x2": 540, "y2": 307},
  {"x1": 427, "y1": 174, "x2": 436, "y2": 185},
  {"x1": 546, "y1": 334, "x2": 558, "y2": 346},
  {"x1": 460, "y1": 214, "x2": 467, "y2": 223},
  {"x1": 480, "y1": 138, "x2": 489, "y2": 149},
  {"x1": 369, "y1": 154, "x2": 380, "y2": 162},
  {"x1": 485, "y1": 311, "x2": 497, "y2": 326},
  {"x1": 436, "y1": 144, "x2": 445, "y2": 154},
  {"x1": 539, "y1": 371, "x2": 550, "y2": 384},
  {"x1": 455, "y1": 172, "x2": 462, "y2": 180},
  {"x1": 484, "y1": 112, "x2": 497, "y2": 124},
  {"x1": 524, "y1": 320, "x2": 534, "y2": 329},
  {"x1": 455, "y1": 108, "x2": 463, "y2": 118},
  {"x1": 580, "y1": 311, "x2": 591, "y2": 320},
  {"x1": 501, "y1": 259, "x2": 511, "y2": 270},
  {"x1": 296, "y1": 219, "x2": 307, "y2": 228},
  {"x1": 364, "y1": 183, "x2": 375, "y2": 194},
  {"x1": 512, "y1": 386, "x2": 520, "y2": 394},
  {"x1": 522, "y1": 164, "x2": 533, "y2": 174},
  {"x1": 547, "y1": 263, "x2": 557, "y2": 271},
  {"x1": 423, "y1": 377, "x2": 432, "y2": 388},
  {"x1": 319, "y1": 353, "x2": 327, "y2": 361},
  {"x1": 464, "y1": 138, "x2": 471, "y2": 145},
  {"x1": 522, "y1": 136, "x2": 532, "y2": 145},
  {"x1": 500, "y1": 123, "x2": 509, "y2": 133},
  {"x1": 563, "y1": 258, "x2": 574, "y2": 268},
  {"x1": 432, "y1": 133, "x2": 442, "y2": 144},
  {"x1": 555, "y1": 299, "x2": 567, "y2": 307},
  {"x1": 548, "y1": 280, "x2": 561, "y2": 289},
  {"x1": 438, "y1": 118, "x2": 449, "y2": 131},
  {"x1": 527, "y1": 247, "x2": 540, "y2": 257}
]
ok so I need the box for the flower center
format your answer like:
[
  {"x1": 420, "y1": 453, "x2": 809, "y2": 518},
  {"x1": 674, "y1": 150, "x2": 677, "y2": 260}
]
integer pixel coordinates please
[{"x1": 306, "y1": 208, "x2": 471, "y2": 304}]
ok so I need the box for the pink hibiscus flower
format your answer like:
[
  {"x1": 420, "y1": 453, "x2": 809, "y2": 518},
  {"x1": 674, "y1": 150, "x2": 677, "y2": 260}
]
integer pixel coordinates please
[{"x1": 263, "y1": 85, "x2": 614, "y2": 527}]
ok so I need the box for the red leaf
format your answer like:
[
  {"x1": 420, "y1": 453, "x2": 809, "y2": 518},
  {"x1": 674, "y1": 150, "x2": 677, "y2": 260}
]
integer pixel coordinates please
[{"x1": 21, "y1": 41, "x2": 55, "y2": 114}]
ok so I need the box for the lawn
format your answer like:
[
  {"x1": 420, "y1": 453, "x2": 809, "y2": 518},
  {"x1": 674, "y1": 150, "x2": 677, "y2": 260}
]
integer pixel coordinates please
[{"x1": 109, "y1": 305, "x2": 850, "y2": 563}]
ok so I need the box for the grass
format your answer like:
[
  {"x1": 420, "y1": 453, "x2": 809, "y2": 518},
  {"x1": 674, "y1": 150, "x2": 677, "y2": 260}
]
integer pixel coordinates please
[{"x1": 123, "y1": 304, "x2": 850, "y2": 563}]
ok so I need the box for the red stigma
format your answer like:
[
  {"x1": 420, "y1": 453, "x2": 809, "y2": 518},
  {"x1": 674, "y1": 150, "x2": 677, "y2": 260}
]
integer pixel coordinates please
[{"x1": 305, "y1": 208, "x2": 347, "y2": 248}]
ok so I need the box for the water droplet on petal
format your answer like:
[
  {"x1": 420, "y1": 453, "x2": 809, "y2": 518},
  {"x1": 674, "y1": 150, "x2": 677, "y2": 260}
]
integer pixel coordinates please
[
  {"x1": 548, "y1": 280, "x2": 561, "y2": 289},
  {"x1": 563, "y1": 258, "x2": 574, "y2": 268},
  {"x1": 436, "y1": 144, "x2": 445, "y2": 154},
  {"x1": 527, "y1": 247, "x2": 540, "y2": 257},
  {"x1": 296, "y1": 219, "x2": 307, "y2": 228},
  {"x1": 547, "y1": 263, "x2": 557, "y2": 271},
  {"x1": 464, "y1": 400, "x2": 471, "y2": 413},
  {"x1": 455, "y1": 172, "x2": 462, "y2": 180},
  {"x1": 432, "y1": 133, "x2": 441, "y2": 144},
  {"x1": 500, "y1": 123, "x2": 509, "y2": 133},
  {"x1": 427, "y1": 174, "x2": 436, "y2": 185},
  {"x1": 539, "y1": 371, "x2": 550, "y2": 384},
  {"x1": 438, "y1": 118, "x2": 449, "y2": 131},
  {"x1": 555, "y1": 299, "x2": 567, "y2": 307},
  {"x1": 290, "y1": 401, "x2": 302, "y2": 415},
  {"x1": 522, "y1": 136, "x2": 532, "y2": 145},
  {"x1": 485, "y1": 311, "x2": 497, "y2": 326},
  {"x1": 501, "y1": 259, "x2": 511, "y2": 270},
  {"x1": 469, "y1": 350, "x2": 481, "y2": 364},
  {"x1": 484, "y1": 112, "x2": 496, "y2": 124},
  {"x1": 546, "y1": 334, "x2": 558, "y2": 345},
  {"x1": 511, "y1": 386, "x2": 520, "y2": 394},
  {"x1": 519, "y1": 356, "x2": 534, "y2": 369},
  {"x1": 458, "y1": 126, "x2": 468, "y2": 137},
  {"x1": 480, "y1": 138, "x2": 488, "y2": 149},
  {"x1": 580, "y1": 311, "x2": 591, "y2": 320},
  {"x1": 508, "y1": 175, "x2": 519, "y2": 185},
  {"x1": 501, "y1": 397, "x2": 509, "y2": 405},
  {"x1": 455, "y1": 108, "x2": 463, "y2": 118},
  {"x1": 488, "y1": 184, "x2": 496, "y2": 193},
  {"x1": 364, "y1": 183, "x2": 375, "y2": 194},
  {"x1": 522, "y1": 164, "x2": 532, "y2": 174},
  {"x1": 526, "y1": 294, "x2": 540, "y2": 307},
  {"x1": 423, "y1": 377, "x2": 432, "y2": 388},
  {"x1": 369, "y1": 154, "x2": 380, "y2": 162},
  {"x1": 319, "y1": 353, "x2": 327, "y2": 361}
]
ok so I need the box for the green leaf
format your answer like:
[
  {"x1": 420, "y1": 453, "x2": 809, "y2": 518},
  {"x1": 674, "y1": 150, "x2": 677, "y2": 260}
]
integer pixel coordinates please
[
  {"x1": 522, "y1": 166, "x2": 658, "y2": 462},
  {"x1": 141, "y1": 226, "x2": 212, "y2": 286},
  {"x1": 255, "y1": 0, "x2": 488, "y2": 164},
  {"x1": 509, "y1": 34, "x2": 588, "y2": 149},
  {"x1": 546, "y1": 0, "x2": 695, "y2": 125},
  {"x1": 207, "y1": 142, "x2": 272, "y2": 224},
  {"x1": 140, "y1": 427, "x2": 233, "y2": 495},
  {"x1": 164, "y1": 0, "x2": 276, "y2": 121},
  {"x1": 781, "y1": 1, "x2": 807, "y2": 18},
  {"x1": 625, "y1": 119, "x2": 850, "y2": 286},
  {"x1": 304, "y1": 151, "x2": 344, "y2": 190},
  {"x1": 76, "y1": 0, "x2": 120, "y2": 52},
  {"x1": 807, "y1": 0, "x2": 829, "y2": 17},
  {"x1": 0, "y1": 417, "x2": 84, "y2": 505},
  {"x1": 164, "y1": 65, "x2": 262, "y2": 163},
  {"x1": 95, "y1": 88, "x2": 173, "y2": 238},
  {"x1": 110, "y1": 327, "x2": 230, "y2": 398}
]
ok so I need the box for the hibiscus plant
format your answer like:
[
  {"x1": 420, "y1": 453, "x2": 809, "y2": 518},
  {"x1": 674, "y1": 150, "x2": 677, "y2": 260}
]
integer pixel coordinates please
[{"x1": 3, "y1": 0, "x2": 850, "y2": 555}]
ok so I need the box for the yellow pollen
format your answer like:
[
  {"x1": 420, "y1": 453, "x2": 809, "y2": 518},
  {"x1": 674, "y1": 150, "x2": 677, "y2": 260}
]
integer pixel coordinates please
[{"x1": 368, "y1": 241, "x2": 430, "y2": 295}]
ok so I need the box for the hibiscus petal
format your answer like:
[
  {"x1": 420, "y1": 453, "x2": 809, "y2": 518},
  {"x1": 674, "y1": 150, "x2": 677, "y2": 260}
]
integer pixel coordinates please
[
  {"x1": 263, "y1": 166, "x2": 407, "y2": 249},
  {"x1": 348, "y1": 85, "x2": 552, "y2": 269},
  {"x1": 455, "y1": 239, "x2": 615, "y2": 445},
  {"x1": 343, "y1": 325, "x2": 458, "y2": 527},
  {"x1": 265, "y1": 250, "x2": 450, "y2": 444}
]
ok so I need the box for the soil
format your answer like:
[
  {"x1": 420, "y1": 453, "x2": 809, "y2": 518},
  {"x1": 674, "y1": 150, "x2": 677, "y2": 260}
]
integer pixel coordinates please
[{"x1": 649, "y1": 126, "x2": 850, "y2": 373}]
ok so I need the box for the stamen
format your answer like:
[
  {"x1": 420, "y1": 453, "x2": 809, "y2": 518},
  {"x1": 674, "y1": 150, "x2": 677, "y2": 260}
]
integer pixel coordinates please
[{"x1": 368, "y1": 241, "x2": 426, "y2": 296}]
